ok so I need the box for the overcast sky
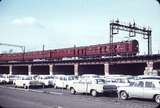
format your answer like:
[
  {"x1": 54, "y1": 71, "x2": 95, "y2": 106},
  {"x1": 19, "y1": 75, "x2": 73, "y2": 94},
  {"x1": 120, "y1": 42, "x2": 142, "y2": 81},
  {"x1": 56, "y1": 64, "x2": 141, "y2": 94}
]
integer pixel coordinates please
[{"x1": 0, "y1": 0, "x2": 160, "y2": 54}]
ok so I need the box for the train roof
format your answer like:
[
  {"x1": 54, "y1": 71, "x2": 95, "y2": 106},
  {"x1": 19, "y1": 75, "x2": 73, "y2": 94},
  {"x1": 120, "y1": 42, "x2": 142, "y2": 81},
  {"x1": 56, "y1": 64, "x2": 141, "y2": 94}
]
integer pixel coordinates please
[{"x1": 0, "y1": 39, "x2": 138, "y2": 54}]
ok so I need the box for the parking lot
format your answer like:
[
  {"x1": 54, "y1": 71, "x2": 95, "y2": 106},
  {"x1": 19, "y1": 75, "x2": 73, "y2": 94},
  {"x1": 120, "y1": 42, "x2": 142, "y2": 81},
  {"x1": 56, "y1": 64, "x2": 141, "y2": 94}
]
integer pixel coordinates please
[{"x1": 0, "y1": 83, "x2": 158, "y2": 108}]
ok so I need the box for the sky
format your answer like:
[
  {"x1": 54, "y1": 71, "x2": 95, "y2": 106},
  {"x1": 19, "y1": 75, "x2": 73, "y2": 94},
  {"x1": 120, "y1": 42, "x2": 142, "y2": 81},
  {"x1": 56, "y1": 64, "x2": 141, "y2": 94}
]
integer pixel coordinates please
[{"x1": 0, "y1": 0, "x2": 160, "y2": 54}]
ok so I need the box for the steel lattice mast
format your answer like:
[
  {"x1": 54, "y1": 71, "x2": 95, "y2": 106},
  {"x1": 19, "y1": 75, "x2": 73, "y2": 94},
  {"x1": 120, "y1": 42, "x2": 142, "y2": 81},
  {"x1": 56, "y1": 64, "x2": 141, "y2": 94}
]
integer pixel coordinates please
[{"x1": 110, "y1": 19, "x2": 152, "y2": 55}]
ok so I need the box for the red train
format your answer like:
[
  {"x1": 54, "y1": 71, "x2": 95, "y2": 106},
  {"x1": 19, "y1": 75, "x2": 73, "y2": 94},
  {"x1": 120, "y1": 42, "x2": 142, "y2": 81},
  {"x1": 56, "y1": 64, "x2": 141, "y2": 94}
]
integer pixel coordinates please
[{"x1": 0, "y1": 40, "x2": 139, "y2": 62}]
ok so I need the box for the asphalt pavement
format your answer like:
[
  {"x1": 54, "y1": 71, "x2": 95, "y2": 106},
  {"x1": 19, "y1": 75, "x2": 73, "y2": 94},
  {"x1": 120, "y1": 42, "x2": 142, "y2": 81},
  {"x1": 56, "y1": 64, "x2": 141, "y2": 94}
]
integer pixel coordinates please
[{"x1": 0, "y1": 84, "x2": 159, "y2": 108}]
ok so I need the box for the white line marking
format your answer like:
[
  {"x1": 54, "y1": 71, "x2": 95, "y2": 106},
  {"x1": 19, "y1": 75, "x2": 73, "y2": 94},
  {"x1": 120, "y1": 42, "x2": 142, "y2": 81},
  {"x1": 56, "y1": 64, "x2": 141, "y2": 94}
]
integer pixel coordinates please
[
  {"x1": 30, "y1": 89, "x2": 44, "y2": 93},
  {"x1": 49, "y1": 91, "x2": 63, "y2": 95}
]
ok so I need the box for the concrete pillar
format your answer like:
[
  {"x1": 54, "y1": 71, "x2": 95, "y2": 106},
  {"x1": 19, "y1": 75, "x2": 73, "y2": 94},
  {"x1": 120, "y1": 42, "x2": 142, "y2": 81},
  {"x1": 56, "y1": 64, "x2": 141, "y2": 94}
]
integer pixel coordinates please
[
  {"x1": 74, "y1": 64, "x2": 79, "y2": 76},
  {"x1": 49, "y1": 64, "x2": 53, "y2": 75},
  {"x1": 9, "y1": 65, "x2": 13, "y2": 75},
  {"x1": 104, "y1": 63, "x2": 109, "y2": 76},
  {"x1": 28, "y1": 65, "x2": 32, "y2": 75}
]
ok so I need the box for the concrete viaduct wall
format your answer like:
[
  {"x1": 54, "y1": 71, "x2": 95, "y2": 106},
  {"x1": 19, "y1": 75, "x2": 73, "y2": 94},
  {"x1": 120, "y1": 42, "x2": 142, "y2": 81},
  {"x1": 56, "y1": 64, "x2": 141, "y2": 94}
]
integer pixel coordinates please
[
  {"x1": 0, "y1": 61, "x2": 158, "y2": 76},
  {"x1": 110, "y1": 63, "x2": 146, "y2": 75},
  {"x1": 31, "y1": 65, "x2": 49, "y2": 75},
  {"x1": 0, "y1": 66, "x2": 9, "y2": 74}
]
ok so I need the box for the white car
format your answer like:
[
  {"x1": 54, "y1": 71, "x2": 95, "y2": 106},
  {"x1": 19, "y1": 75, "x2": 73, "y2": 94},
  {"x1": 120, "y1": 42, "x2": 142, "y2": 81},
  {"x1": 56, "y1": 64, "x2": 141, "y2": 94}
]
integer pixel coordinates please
[
  {"x1": 53, "y1": 75, "x2": 78, "y2": 89},
  {"x1": 53, "y1": 74, "x2": 66, "y2": 88},
  {"x1": 80, "y1": 74, "x2": 100, "y2": 79},
  {"x1": 64, "y1": 75, "x2": 79, "y2": 89},
  {"x1": 9, "y1": 75, "x2": 24, "y2": 84},
  {"x1": 137, "y1": 75, "x2": 160, "y2": 80},
  {"x1": 12, "y1": 75, "x2": 28, "y2": 85},
  {"x1": 118, "y1": 79, "x2": 160, "y2": 104},
  {"x1": 0, "y1": 74, "x2": 10, "y2": 83},
  {"x1": 14, "y1": 76, "x2": 44, "y2": 89},
  {"x1": 0, "y1": 75, "x2": 6, "y2": 83},
  {"x1": 69, "y1": 78, "x2": 117, "y2": 97},
  {"x1": 105, "y1": 76, "x2": 131, "y2": 87},
  {"x1": 36, "y1": 75, "x2": 54, "y2": 87}
]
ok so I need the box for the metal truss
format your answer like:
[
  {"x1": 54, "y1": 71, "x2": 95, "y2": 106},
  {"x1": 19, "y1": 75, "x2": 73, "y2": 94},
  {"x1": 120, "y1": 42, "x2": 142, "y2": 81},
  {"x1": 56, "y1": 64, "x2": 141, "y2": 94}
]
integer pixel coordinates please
[{"x1": 110, "y1": 19, "x2": 152, "y2": 55}]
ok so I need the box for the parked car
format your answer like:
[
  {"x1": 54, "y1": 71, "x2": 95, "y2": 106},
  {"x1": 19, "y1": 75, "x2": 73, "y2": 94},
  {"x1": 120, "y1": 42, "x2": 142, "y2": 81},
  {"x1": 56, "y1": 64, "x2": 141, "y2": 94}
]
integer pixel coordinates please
[
  {"x1": 53, "y1": 74, "x2": 66, "y2": 88},
  {"x1": 64, "y1": 75, "x2": 79, "y2": 89},
  {"x1": 1, "y1": 74, "x2": 23, "y2": 84},
  {"x1": 53, "y1": 75, "x2": 78, "y2": 89},
  {"x1": 69, "y1": 78, "x2": 117, "y2": 97},
  {"x1": 105, "y1": 76, "x2": 131, "y2": 87},
  {"x1": 14, "y1": 76, "x2": 44, "y2": 89},
  {"x1": 0, "y1": 75, "x2": 6, "y2": 84},
  {"x1": 80, "y1": 74, "x2": 100, "y2": 79},
  {"x1": 118, "y1": 79, "x2": 160, "y2": 104},
  {"x1": 12, "y1": 75, "x2": 28, "y2": 85},
  {"x1": 8, "y1": 75, "x2": 23, "y2": 84},
  {"x1": 1, "y1": 74, "x2": 10, "y2": 83},
  {"x1": 137, "y1": 75, "x2": 160, "y2": 80},
  {"x1": 36, "y1": 75, "x2": 54, "y2": 87}
]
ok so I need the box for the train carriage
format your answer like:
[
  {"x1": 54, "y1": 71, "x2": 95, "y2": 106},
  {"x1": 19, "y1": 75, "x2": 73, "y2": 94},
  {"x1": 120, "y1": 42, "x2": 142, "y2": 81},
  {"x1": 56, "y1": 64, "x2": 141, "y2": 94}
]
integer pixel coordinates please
[
  {"x1": 127, "y1": 40, "x2": 139, "y2": 55},
  {"x1": 86, "y1": 45, "x2": 101, "y2": 57},
  {"x1": 116, "y1": 41, "x2": 128, "y2": 56},
  {"x1": 74, "y1": 47, "x2": 86, "y2": 58},
  {"x1": 116, "y1": 40, "x2": 139, "y2": 56},
  {"x1": 0, "y1": 53, "x2": 24, "y2": 62},
  {"x1": 51, "y1": 48, "x2": 75, "y2": 60},
  {"x1": 24, "y1": 50, "x2": 51, "y2": 61},
  {"x1": 0, "y1": 40, "x2": 139, "y2": 62}
]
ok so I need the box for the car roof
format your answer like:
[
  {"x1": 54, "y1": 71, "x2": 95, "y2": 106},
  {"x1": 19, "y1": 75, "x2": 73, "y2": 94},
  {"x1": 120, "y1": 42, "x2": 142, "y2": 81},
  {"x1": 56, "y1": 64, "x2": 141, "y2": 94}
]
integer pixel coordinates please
[{"x1": 135, "y1": 79, "x2": 160, "y2": 82}]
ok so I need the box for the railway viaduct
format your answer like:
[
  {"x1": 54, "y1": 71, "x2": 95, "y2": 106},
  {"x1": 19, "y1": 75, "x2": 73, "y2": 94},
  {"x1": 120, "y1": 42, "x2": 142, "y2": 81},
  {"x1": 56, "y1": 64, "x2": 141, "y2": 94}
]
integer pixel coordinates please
[{"x1": 0, "y1": 54, "x2": 160, "y2": 76}]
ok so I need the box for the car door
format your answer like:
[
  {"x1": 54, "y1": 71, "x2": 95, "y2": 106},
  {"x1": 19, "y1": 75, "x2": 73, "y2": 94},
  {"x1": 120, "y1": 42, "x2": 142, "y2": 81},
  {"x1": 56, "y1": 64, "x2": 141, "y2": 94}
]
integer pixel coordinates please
[
  {"x1": 130, "y1": 81, "x2": 144, "y2": 98},
  {"x1": 58, "y1": 76, "x2": 65, "y2": 88},
  {"x1": 143, "y1": 81, "x2": 156, "y2": 99},
  {"x1": 85, "y1": 79, "x2": 93, "y2": 93},
  {"x1": 75, "y1": 79, "x2": 87, "y2": 93}
]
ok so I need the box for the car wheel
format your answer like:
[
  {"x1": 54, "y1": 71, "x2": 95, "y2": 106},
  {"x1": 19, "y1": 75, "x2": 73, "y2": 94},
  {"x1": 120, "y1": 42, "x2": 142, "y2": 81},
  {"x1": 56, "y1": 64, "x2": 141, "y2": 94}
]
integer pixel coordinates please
[
  {"x1": 91, "y1": 90, "x2": 97, "y2": 97},
  {"x1": 70, "y1": 88, "x2": 76, "y2": 94},
  {"x1": 13, "y1": 83, "x2": 16, "y2": 88},
  {"x1": 66, "y1": 85, "x2": 69, "y2": 89},
  {"x1": 42, "y1": 84, "x2": 45, "y2": 88},
  {"x1": 23, "y1": 84, "x2": 28, "y2": 89},
  {"x1": 155, "y1": 95, "x2": 160, "y2": 104},
  {"x1": 120, "y1": 91, "x2": 128, "y2": 100}
]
